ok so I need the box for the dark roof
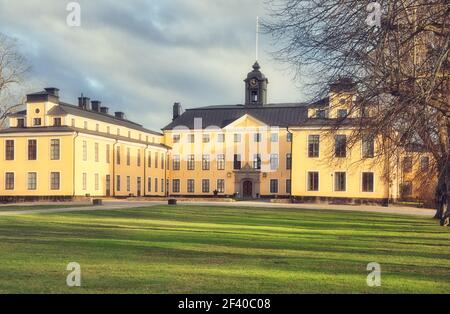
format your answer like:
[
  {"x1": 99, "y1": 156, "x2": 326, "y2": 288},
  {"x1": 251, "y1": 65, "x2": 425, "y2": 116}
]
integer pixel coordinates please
[
  {"x1": 47, "y1": 102, "x2": 162, "y2": 136},
  {"x1": 0, "y1": 126, "x2": 170, "y2": 150},
  {"x1": 162, "y1": 100, "x2": 329, "y2": 130}
]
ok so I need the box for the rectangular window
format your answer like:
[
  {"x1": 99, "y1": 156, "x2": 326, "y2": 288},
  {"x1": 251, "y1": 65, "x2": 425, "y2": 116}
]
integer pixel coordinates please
[
  {"x1": 28, "y1": 172, "x2": 37, "y2": 190},
  {"x1": 307, "y1": 172, "x2": 319, "y2": 191},
  {"x1": 202, "y1": 134, "x2": 210, "y2": 143},
  {"x1": 286, "y1": 179, "x2": 291, "y2": 194},
  {"x1": 50, "y1": 172, "x2": 60, "y2": 190},
  {"x1": 253, "y1": 154, "x2": 261, "y2": 170},
  {"x1": 217, "y1": 134, "x2": 225, "y2": 143},
  {"x1": 84, "y1": 121, "x2": 88, "y2": 129},
  {"x1": 233, "y1": 154, "x2": 241, "y2": 170},
  {"x1": 82, "y1": 173, "x2": 87, "y2": 190},
  {"x1": 126, "y1": 176, "x2": 131, "y2": 192},
  {"x1": 172, "y1": 179, "x2": 180, "y2": 193},
  {"x1": 403, "y1": 157, "x2": 412, "y2": 173},
  {"x1": 335, "y1": 135, "x2": 347, "y2": 158},
  {"x1": 271, "y1": 133, "x2": 278, "y2": 142},
  {"x1": 116, "y1": 175, "x2": 121, "y2": 191},
  {"x1": 202, "y1": 154, "x2": 210, "y2": 170},
  {"x1": 5, "y1": 140, "x2": 14, "y2": 160},
  {"x1": 137, "y1": 149, "x2": 141, "y2": 167},
  {"x1": 187, "y1": 179, "x2": 195, "y2": 193},
  {"x1": 50, "y1": 139, "x2": 60, "y2": 160},
  {"x1": 94, "y1": 143, "x2": 99, "y2": 162},
  {"x1": 126, "y1": 148, "x2": 131, "y2": 166},
  {"x1": 362, "y1": 172, "x2": 374, "y2": 192},
  {"x1": 334, "y1": 172, "x2": 346, "y2": 191},
  {"x1": 187, "y1": 154, "x2": 195, "y2": 170},
  {"x1": 154, "y1": 178, "x2": 158, "y2": 193},
  {"x1": 315, "y1": 109, "x2": 326, "y2": 119},
  {"x1": 82, "y1": 140, "x2": 87, "y2": 161},
  {"x1": 286, "y1": 153, "x2": 292, "y2": 170},
  {"x1": 33, "y1": 118, "x2": 41, "y2": 126},
  {"x1": 173, "y1": 155, "x2": 180, "y2": 170},
  {"x1": 155, "y1": 152, "x2": 159, "y2": 169},
  {"x1": 28, "y1": 139, "x2": 37, "y2": 160},
  {"x1": 286, "y1": 133, "x2": 292, "y2": 142},
  {"x1": 234, "y1": 133, "x2": 241, "y2": 143},
  {"x1": 173, "y1": 134, "x2": 180, "y2": 143},
  {"x1": 116, "y1": 146, "x2": 121, "y2": 165},
  {"x1": 187, "y1": 134, "x2": 195, "y2": 143},
  {"x1": 106, "y1": 144, "x2": 110, "y2": 163},
  {"x1": 217, "y1": 154, "x2": 225, "y2": 170},
  {"x1": 337, "y1": 109, "x2": 348, "y2": 118},
  {"x1": 147, "y1": 152, "x2": 151, "y2": 167},
  {"x1": 161, "y1": 179, "x2": 164, "y2": 193},
  {"x1": 5, "y1": 172, "x2": 14, "y2": 190},
  {"x1": 270, "y1": 179, "x2": 278, "y2": 194},
  {"x1": 254, "y1": 133, "x2": 262, "y2": 142},
  {"x1": 17, "y1": 118, "x2": 25, "y2": 128},
  {"x1": 95, "y1": 173, "x2": 99, "y2": 191},
  {"x1": 362, "y1": 135, "x2": 375, "y2": 158},
  {"x1": 217, "y1": 179, "x2": 225, "y2": 193},
  {"x1": 96, "y1": 124, "x2": 99, "y2": 132},
  {"x1": 147, "y1": 177, "x2": 152, "y2": 192},
  {"x1": 53, "y1": 117, "x2": 62, "y2": 126},
  {"x1": 308, "y1": 135, "x2": 320, "y2": 158},
  {"x1": 420, "y1": 156, "x2": 429, "y2": 172},
  {"x1": 401, "y1": 181, "x2": 412, "y2": 196},
  {"x1": 270, "y1": 154, "x2": 279, "y2": 170},
  {"x1": 202, "y1": 179, "x2": 210, "y2": 193},
  {"x1": 161, "y1": 154, "x2": 164, "y2": 169}
]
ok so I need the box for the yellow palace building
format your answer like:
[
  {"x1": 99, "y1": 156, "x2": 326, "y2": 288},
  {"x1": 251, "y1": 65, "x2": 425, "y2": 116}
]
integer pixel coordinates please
[{"x1": 0, "y1": 62, "x2": 434, "y2": 204}]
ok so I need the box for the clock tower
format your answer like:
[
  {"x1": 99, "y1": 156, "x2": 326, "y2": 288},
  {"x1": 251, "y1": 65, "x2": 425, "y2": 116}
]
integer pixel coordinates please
[{"x1": 244, "y1": 61, "x2": 268, "y2": 106}]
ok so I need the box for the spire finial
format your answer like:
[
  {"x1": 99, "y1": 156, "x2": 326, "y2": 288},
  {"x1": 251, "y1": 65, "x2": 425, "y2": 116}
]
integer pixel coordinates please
[{"x1": 255, "y1": 16, "x2": 259, "y2": 62}]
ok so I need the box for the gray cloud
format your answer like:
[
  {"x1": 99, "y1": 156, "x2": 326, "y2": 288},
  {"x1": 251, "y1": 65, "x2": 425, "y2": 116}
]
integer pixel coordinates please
[{"x1": 0, "y1": 0, "x2": 304, "y2": 130}]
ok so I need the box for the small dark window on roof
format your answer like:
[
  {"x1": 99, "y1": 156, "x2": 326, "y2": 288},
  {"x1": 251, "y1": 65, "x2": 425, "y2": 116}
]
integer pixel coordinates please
[{"x1": 17, "y1": 118, "x2": 25, "y2": 128}]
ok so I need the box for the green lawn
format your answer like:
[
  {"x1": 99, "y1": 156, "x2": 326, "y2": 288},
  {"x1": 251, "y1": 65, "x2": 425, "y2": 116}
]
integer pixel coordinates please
[
  {"x1": 0, "y1": 205, "x2": 449, "y2": 293},
  {"x1": 0, "y1": 204, "x2": 90, "y2": 212}
]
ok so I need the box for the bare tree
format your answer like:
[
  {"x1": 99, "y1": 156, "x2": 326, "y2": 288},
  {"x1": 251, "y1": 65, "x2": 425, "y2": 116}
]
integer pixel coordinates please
[
  {"x1": 263, "y1": 0, "x2": 449, "y2": 225},
  {"x1": 0, "y1": 33, "x2": 29, "y2": 128}
]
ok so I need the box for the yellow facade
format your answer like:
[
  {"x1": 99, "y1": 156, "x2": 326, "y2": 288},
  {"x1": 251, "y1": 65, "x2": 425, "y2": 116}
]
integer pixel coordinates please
[
  {"x1": 0, "y1": 64, "x2": 436, "y2": 204},
  {"x1": 0, "y1": 90, "x2": 168, "y2": 199}
]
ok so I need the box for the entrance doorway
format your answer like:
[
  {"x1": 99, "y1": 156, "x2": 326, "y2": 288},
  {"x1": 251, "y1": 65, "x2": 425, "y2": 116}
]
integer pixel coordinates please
[{"x1": 243, "y1": 180, "x2": 253, "y2": 198}]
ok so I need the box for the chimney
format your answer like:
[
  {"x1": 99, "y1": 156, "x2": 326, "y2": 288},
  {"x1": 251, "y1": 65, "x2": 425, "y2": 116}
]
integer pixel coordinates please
[
  {"x1": 44, "y1": 87, "x2": 60, "y2": 97},
  {"x1": 173, "y1": 102, "x2": 182, "y2": 120},
  {"x1": 82, "y1": 97, "x2": 91, "y2": 110},
  {"x1": 100, "y1": 106, "x2": 109, "y2": 114},
  {"x1": 91, "y1": 100, "x2": 101, "y2": 112},
  {"x1": 115, "y1": 111, "x2": 125, "y2": 119}
]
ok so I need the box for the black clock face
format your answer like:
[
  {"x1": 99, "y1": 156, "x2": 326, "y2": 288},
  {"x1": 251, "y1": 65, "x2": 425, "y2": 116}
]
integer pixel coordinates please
[{"x1": 249, "y1": 79, "x2": 258, "y2": 87}]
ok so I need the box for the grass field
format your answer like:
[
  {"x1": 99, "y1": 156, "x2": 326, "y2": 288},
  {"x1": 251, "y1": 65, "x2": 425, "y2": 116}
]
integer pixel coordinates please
[
  {"x1": 0, "y1": 205, "x2": 449, "y2": 293},
  {"x1": 0, "y1": 204, "x2": 90, "y2": 212}
]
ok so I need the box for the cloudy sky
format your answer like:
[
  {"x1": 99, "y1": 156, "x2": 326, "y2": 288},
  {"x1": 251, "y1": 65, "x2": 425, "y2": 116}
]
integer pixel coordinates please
[{"x1": 0, "y1": 0, "x2": 307, "y2": 130}]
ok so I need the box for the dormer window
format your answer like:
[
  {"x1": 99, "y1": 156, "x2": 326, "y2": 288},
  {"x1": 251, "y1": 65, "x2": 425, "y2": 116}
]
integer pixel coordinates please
[
  {"x1": 17, "y1": 118, "x2": 25, "y2": 128},
  {"x1": 337, "y1": 109, "x2": 348, "y2": 118},
  {"x1": 315, "y1": 109, "x2": 327, "y2": 119},
  {"x1": 53, "y1": 117, "x2": 62, "y2": 126},
  {"x1": 33, "y1": 118, "x2": 42, "y2": 126}
]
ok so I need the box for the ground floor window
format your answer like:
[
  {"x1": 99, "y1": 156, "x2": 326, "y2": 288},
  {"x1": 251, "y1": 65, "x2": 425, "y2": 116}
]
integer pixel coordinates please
[
  {"x1": 270, "y1": 179, "x2": 278, "y2": 194},
  {"x1": 217, "y1": 179, "x2": 225, "y2": 193},
  {"x1": 334, "y1": 172, "x2": 346, "y2": 192},
  {"x1": 362, "y1": 172, "x2": 374, "y2": 192},
  {"x1": 50, "y1": 172, "x2": 60, "y2": 190},
  {"x1": 161, "y1": 179, "x2": 164, "y2": 193},
  {"x1": 82, "y1": 173, "x2": 87, "y2": 190},
  {"x1": 401, "y1": 181, "x2": 412, "y2": 197},
  {"x1": 172, "y1": 179, "x2": 180, "y2": 193},
  {"x1": 147, "y1": 177, "x2": 152, "y2": 192},
  {"x1": 202, "y1": 179, "x2": 210, "y2": 193},
  {"x1": 286, "y1": 179, "x2": 291, "y2": 194},
  {"x1": 28, "y1": 172, "x2": 37, "y2": 190},
  {"x1": 187, "y1": 179, "x2": 195, "y2": 193},
  {"x1": 5, "y1": 172, "x2": 14, "y2": 190},
  {"x1": 95, "y1": 173, "x2": 99, "y2": 191},
  {"x1": 307, "y1": 172, "x2": 319, "y2": 191},
  {"x1": 154, "y1": 178, "x2": 158, "y2": 193},
  {"x1": 116, "y1": 175, "x2": 121, "y2": 192},
  {"x1": 126, "y1": 176, "x2": 131, "y2": 192}
]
